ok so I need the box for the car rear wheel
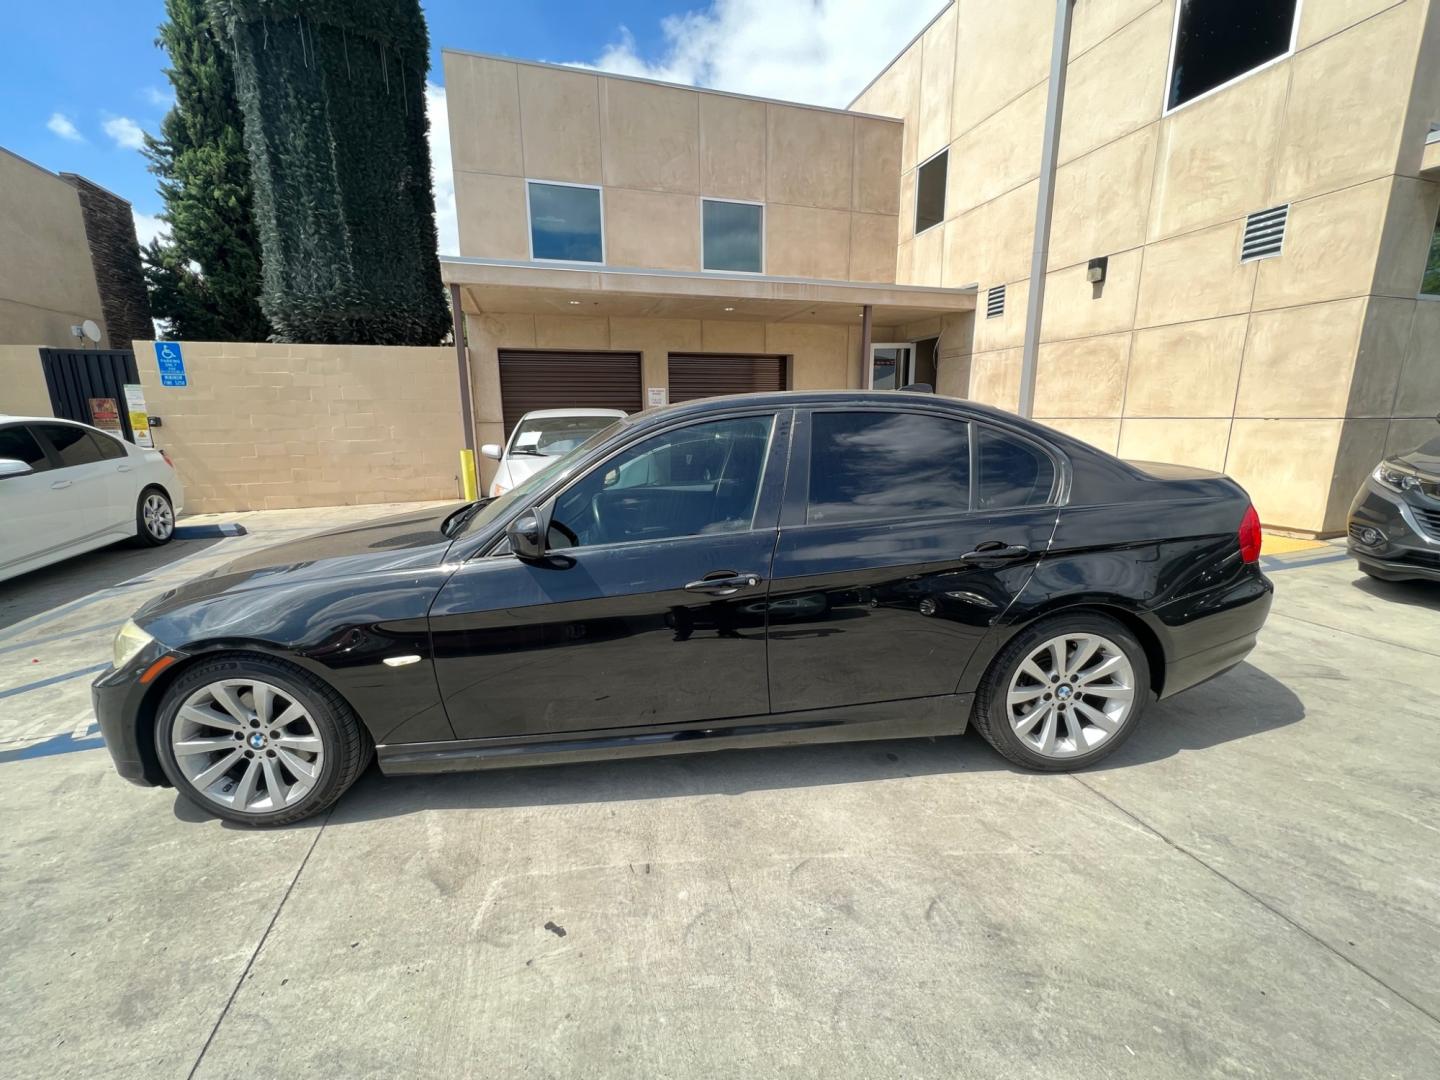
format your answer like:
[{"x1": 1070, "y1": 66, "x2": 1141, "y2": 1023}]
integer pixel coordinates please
[
  {"x1": 133, "y1": 487, "x2": 174, "y2": 546},
  {"x1": 155, "y1": 655, "x2": 372, "y2": 826},
  {"x1": 971, "y1": 613, "x2": 1150, "y2": 771}
]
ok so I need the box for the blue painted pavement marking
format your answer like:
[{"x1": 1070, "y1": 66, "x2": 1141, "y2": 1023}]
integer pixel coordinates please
[
  {"x1": 0, "y1": 662, "x2": 110, "y2": 700},
  {"x1": 174, "y1": 523, "x2": 247, "y2": 539},
  {"x1": 0, "y1": 619, "x2": 125, "y2": 656},
  {"x1": 1260, "y1": 552, "x2": 1351, "y2": 573},
  {"x1": 0, "y1": 729, "x2": 106, "y2": 764}
]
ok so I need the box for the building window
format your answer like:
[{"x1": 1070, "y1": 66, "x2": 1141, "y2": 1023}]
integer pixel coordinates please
[
  {"x1": 702, "y1": 199, "x2": 763, "y2": 273},
  {"x1": 915, "y1": 150, "x2": 947, "y2": 235},
  {"x1": 1166, "y1": 0, "x2": 1300, "y2": 112},
  {"x1": 528, "y1": 181, "x2": 603, "y2": 263},
  {"x1": 1424, "y1": 209, "x2": 1440, "y2": 297}
]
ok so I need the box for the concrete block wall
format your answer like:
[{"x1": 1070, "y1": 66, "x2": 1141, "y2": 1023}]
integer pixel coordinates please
[{"x1": 134, "y1": 341, "x2": 466, "y2": 513}]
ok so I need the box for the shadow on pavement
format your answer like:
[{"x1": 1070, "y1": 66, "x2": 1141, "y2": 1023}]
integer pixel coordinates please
[
  {"x1": 0, "y1": 538, "x2": 221, "y2": 631},
  {"x1": 185, "y1": 662, "x2": 1303, "y2": 829},
  {"x1": 1350, "y1": 573, "x2": 1440, "y2": 610}
]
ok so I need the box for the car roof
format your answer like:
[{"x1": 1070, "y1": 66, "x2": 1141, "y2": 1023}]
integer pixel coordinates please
[
  {"x1": 0, "y1": 414, "x2": 86, "y2": 426},
  {"x1": 630, "y1": 389, "x2": 1028, "y2": 427},
  {"x1": 517, "y1": 408, "x2": 628, "y2": 421}
]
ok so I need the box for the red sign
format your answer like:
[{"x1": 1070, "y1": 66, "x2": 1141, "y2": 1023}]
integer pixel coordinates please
[{"x1": 89, "y1": 397, "x2": 122, "y2": 435}]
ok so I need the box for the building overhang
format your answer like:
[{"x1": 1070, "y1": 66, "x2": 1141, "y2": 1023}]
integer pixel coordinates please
[{"x1": 441, "y1": 256, "x2": 976, "y2": 326}]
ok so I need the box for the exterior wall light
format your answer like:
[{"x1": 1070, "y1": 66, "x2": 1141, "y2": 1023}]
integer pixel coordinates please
[{"x1": 1086, "y1": 256, "x2": 1108, "y2": 284}]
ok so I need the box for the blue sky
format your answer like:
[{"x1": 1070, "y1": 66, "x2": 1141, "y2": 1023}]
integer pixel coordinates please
[{"x1": 1, "y1": 0, "x2": 944, "y2": 252}]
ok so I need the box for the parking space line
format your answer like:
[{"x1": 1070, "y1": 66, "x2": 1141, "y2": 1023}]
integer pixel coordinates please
[
  {"x1": 0, "y1": 619, "x2": 126, "y2": 656},
  {"x1": 0, "y1": 663, "x2": 110, "y2": 700},
  {"x1": 1260, "y1": 552, "x2": 1351, "y2": 573}
]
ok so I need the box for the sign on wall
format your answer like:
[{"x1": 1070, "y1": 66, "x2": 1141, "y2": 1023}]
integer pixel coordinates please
[
  {"x1": 155, "y1": 341, "x2": 187, "y2": 386},
  {"x1": 647, "y1": 387, "x2": 667, "y2": 407},
  {"x1": 88, "y1": 397, "x2": 122, "y2": 435},
  {"x1": 123, "y1": 384, "x2": 153, "y2": 448}
]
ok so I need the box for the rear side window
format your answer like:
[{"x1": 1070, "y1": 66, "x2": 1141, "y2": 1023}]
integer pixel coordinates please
[
  {"x1": 92, "y1": 432, "x2": 128, "y2": 460},
  {"x1": 808, "y1": 411, "x2": 969, "y2": 524},
  {"x1": 0, "y1": 426, "x2": 51, "y2": 472},
  {"x1": 36, "y1": 424, "x2": 105, "y2": 468},
  {"x1": 975, "y1": 426, "x2": 1057, "y2": 509}
]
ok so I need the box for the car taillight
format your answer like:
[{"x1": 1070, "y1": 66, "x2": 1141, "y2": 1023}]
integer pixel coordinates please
[
  {"x1": 1238, "y1": 504, "x2": 1261, "y2": 564},
  {"x1": 160, "y1": 449, "x2": 175, "y2": 469}
]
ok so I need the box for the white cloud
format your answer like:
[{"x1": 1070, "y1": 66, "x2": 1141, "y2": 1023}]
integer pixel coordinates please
[
  {"x1": 47, "y1": 112, "x2": 83, "y2": 142},
  {"x1": 426, "y1": 81, "x2": 458, "y2": 257},
  {"x1": 142, "y1": 86, "x2": 174, "y2": 109},
  {"x1": 103, "y1": 115, "x2": 147, "y2": 150},
  {"x1": 570, "y1": 0, "x2": 948, "y2": 108},
  {"x1": 132, "y1": 211, "x2": 170, "y2": 248}
]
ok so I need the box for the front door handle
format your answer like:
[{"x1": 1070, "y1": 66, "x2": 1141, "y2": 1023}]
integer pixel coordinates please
[
  {"x1": 50, "y1": 479, "x2": 73, "y2": 490},
  {"x1": 960, "y1": 543, "x2": 1030, "y2": 563},
  {"x1": 684, "y1": 571, "x2": 763, "y2": 596}
]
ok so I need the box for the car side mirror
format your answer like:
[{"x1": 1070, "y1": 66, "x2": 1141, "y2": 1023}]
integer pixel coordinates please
[
  {"x1": 0, "y1": 458, "x2": 33, "y2": 479},
  {"x1": 480, "y1": 443, "x2": 503, "y2": 460},
  {"x1": 506, "y1": 508, "x2": 547, "y2": 561}
]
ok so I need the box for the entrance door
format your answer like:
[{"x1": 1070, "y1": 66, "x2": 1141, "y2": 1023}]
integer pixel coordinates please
[{"x1": 868, "y1": 343, "x2": 914, "y2": 390}]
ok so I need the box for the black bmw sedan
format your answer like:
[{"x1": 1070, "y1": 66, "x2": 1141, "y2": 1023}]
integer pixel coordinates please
[
  {"x1": 94, "y1": 391, "x2": 1273, "y2": 826},
  {"x1": 1347, "y1": 429, "x2": 1440, "y2": 583}
]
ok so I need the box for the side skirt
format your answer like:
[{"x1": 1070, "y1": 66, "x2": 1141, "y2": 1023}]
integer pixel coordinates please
[{"x1": 378, "y1": 694, "x2": 972, "y2": 776}]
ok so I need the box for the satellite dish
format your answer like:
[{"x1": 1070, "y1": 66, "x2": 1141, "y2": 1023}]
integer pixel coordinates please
[{"x1": 80, "y1": 319, "x2": 102, "y2": 343}]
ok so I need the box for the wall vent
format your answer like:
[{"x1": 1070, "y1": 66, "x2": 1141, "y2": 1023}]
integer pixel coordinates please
[
  {"x1": 1242, "y1": 205, "x2": 1288, "y2": 262},
  {"x1": 986, "y1": 284, "x2": 1006, "y2": 318}
]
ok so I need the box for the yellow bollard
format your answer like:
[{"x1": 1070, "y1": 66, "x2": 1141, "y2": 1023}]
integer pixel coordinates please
[{"x1": 459, "y1": 448, "x2": 479, "y2": 501}]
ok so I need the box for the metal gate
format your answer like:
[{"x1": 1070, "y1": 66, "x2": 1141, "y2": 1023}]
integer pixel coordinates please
[
  {"x1": 497, "y1": 349, "x2": 644, "y2": 436},
  {"x1": 38, "y1": 348, "x2": 143, "y2": 442},
  {"x1": 667, "y1": 353, "x2": 788, "y2": 403}
]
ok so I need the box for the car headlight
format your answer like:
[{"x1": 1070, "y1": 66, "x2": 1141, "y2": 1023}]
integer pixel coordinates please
[
  {"x1": 1372, "y1": 460, "x2": 1420, "y2": 493},
  {"x1": 113, "y1": 620, "x2": 155, "y2": 669}
]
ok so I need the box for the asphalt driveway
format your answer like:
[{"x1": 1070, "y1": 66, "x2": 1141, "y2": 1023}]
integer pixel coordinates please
[{"x1": 1, "y1": 504, "x2": 1437, "y2": 1078}]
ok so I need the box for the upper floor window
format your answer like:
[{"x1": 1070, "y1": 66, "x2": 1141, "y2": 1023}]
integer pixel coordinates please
[
  {"x1": 915, "y1": 150, "x2": 947, "y2": 235},
  {"x1": 528, "y1": 181, "x2": 603, "y2": 263},
  {"x1": 1166, "y1": 0, "x2": 1300, "y2": 112},
  {"x1": 1423, "y1": 209, "x2": 1440, "y2": 297},
  {"x1": 702, "y1": 199, "x2": 764, "y2": 273}
]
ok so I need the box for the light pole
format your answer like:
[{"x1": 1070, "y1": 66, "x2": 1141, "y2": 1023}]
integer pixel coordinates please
[{"x1": 1018, "y1": 0, "x2": 1077, "y2": 418}]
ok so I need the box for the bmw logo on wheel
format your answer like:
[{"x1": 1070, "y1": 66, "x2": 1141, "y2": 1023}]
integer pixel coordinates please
[{"x1": 249, "y1": 733, "x2": 266, "y2": 750}]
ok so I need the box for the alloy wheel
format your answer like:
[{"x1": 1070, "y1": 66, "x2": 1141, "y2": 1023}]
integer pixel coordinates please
[
  {"x1": 170, "y1": 678, "x2": 326, "y2": 814},
  {"x1": 1006, "y1": 633, "x2": 1136, "y2": 759},
  {"x1": 143, "y1": 493, "x2": 174, "y2": 540}
]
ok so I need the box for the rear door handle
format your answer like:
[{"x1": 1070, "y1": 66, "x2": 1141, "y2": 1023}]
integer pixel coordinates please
[
  {"x1": 960, "y1": 543, "x2": 1030, "y2": 563},
  {"x1": 684, "y1": 571, "x2": 762, "y2": 596},
  {"x1": 116, "y1": 464, "x2": 133, "y2": 473},
  {"x1": 50, "y1": 479, "x2": 73, "y2": 490}
]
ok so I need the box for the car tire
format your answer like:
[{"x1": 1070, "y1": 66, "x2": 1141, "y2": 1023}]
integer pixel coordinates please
[
  {"x1": 970, "y1": 612, "x2": 1150, "y2": 772},
  {"x1": 133, "y1": 486, "x2": 175, "y2": 547},
  {"x1": 154, "y1": 654, "x2": 372, "y2": 826}
]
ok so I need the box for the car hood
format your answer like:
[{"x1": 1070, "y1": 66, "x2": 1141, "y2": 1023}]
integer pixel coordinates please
[
  {"x1": 134, "y1": 503, "x2": 462, "y2": 619},
  {"x1": 1395, "y1": 434, "x2": 1440, "y2": 478},
  {"x1": 504, "y1": 454, "x2": 555, "y2": 486}
]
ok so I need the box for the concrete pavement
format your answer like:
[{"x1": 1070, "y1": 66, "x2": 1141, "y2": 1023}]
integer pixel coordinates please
[{"x1": 1, "y1": 507, "x2": 1437, "y2": 1078}]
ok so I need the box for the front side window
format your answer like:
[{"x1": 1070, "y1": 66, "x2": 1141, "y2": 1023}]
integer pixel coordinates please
[
  {"x1": 0, "y1": 426, "x2": 51, "y2": 472},
  {"x1": 915, "y1": 150, "x2": 947, "y2": 234},
  {"x1": 975, "y1": 426, "x2": 1057, "y2": 510},
  {"x1": 1166, "y1": 0, "x2": 1300, "y2": 111},
  {"x1": 528, "y1": 181, "x2": 603, "y2": 263},
  {"x1": 807, "y1": 410, "x2": 969, "y2": 525},
  {"x1": 702, "y1": 199, "x2": 763, "y2": 273},
  {"x1": 36, "y1": 424, "x2": 104, "y2": 469},
  {"x1": 549, "y1": 415, "x2": 774, "y2": 548},
  {"x1": 1423, "y1": 208, "x2": 1440, "y2": 296}
]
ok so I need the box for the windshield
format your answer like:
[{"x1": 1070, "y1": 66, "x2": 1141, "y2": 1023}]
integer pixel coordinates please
[
  {"x1": 509, "y1": 415, "x2": 618, "y2": 457},
  {"x1": 455, "y1": 420, "x2": 621, "y2": 538}
]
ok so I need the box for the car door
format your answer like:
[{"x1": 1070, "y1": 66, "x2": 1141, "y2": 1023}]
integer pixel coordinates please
[
  {"x1": 765, "y1": 408, "x2": 1062, "y2": 714},
  {"x1": 31, "y1": 423, "x2": 115, "y2": 545},
  {"x1": 430, "y1": 410, "x2": 789, "y2": 741},
  {"x1": 86, "y1": 429, "x2": 138, "y2": 535},
  {"x1": 0, "y1": 423, "x2": 65, "y2": 573}
]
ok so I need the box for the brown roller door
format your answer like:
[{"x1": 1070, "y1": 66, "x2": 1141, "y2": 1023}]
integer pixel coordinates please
[
  {"x1": 667, "y1": 353, "x2": 788, "y2": 403},
  {"x1": 498, "y1": 349, "x2": 643, "y2": 436}
]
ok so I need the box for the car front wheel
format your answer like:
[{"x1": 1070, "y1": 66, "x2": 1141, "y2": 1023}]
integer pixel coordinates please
[
  {"x1": 154, "y1": 655, "x2": 372, "y2": 826},
  {"x1": 970, "y1": 613, "x2": 1150, "y2": 771}
]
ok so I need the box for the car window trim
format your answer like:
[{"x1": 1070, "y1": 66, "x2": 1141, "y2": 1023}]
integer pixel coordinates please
[{"x1": 477, "y1": 407, "x2": 792, "y2": 559}]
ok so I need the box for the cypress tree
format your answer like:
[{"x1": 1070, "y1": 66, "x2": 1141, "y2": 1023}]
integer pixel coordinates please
[
  {"x1": 209, "y1": 0, "x2": 450, "y2": 345},
  {"x1": 144, "y1": 0, "x2": 270, "y2": 341}
]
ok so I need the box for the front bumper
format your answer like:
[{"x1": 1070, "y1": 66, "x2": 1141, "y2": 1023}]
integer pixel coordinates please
[
  {"x1": 92, "y1": 640, "x2": 186, "y2": 787},
  {"x1": 1347, "y1": 480, "x2": 1440, "y2": 583}
]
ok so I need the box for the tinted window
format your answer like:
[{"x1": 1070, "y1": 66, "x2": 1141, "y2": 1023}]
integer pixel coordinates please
[
  {"x1": 550, "y1": 415, "x2": 773, "y2": 548},
  {"x1": 1167, "y1": 0, "x2": 1298, "y2": 110},
  {"x1": 702, "y1": 200, "x2": 763, "y2": 273},
  {"x1": 528, "y1": 182, "x2": 603, "y2": 263},
  {"x1": 0, "y1": 425, "x2": 50, "y2": 471},
  {"x1": 976, "y1": 427, "x2": 1056, "y2": 510},
  {"x1": 1423, "y1": 207, "x2": 1439, "y2": 297},
  {"x1": 37, "y1": 424, "x2": 105, "y2": 468},
  {"x1": 92, "y1": 431, "x2": 128, "y2": 460},
  {"x1": 915, "y1": 150, "x2": 947, "y2": 234},
  {"x1": 808, "y1": 411, "x2": 969, "y2": 525}
]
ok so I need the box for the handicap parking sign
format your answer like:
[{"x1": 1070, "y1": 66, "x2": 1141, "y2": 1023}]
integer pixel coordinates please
[{"x1": 154, "y1": 341, "x2": 187, "y2": 386}]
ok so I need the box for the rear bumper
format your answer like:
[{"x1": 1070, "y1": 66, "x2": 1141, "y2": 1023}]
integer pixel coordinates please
[
  {"x1": 1347, "y1": 481, "x2": 1440, "y2": 582},
  {"x1": 1151, "y1": 568, "x2": 1273, "y2": 699}
]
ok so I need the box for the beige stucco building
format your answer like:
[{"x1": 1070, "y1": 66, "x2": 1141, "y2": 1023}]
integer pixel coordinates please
[{"x1": 442, "y1": 0, "x2": 1440, "y2": 534}]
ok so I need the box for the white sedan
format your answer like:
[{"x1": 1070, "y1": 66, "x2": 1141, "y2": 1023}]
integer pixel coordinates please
[
  {"x1": 482, "y1": 408, "x2": 626, "y2": 498},
  {"x1": 0, "y1": 415, "x2": 185, "y2": 583}
]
